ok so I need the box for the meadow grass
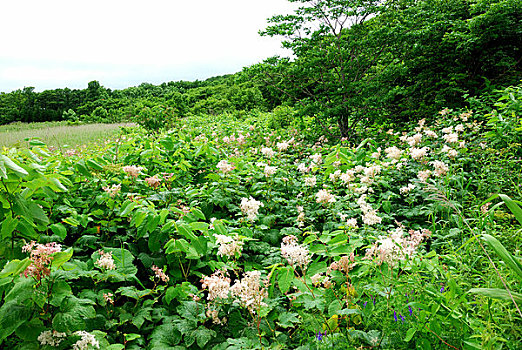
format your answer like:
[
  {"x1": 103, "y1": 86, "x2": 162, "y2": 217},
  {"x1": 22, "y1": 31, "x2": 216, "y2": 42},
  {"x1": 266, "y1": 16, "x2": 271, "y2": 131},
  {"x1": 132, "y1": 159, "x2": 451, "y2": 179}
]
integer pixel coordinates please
[{"x1": 0, "y1": 122, "x2": 134, "y2": 149}]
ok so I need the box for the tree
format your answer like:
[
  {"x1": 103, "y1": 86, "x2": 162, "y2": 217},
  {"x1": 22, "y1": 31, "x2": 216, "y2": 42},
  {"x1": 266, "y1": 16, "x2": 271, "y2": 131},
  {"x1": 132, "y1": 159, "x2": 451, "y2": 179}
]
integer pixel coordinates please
[
  {"x1": 255, "y1": 0, "x2": 397, "y2": 138},
  {"x1": 253, "y1": 0, "x2": 522, "y2": 138}
]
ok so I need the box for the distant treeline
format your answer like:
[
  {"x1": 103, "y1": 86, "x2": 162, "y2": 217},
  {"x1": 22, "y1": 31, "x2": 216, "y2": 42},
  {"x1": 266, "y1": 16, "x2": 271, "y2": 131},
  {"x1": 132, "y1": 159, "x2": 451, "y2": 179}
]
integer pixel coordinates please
[
  {"x1": 1, "y1": 0, "x2": 521, "y2": 137},
  {"x1": 0, "y1": 73, "x2": 274, "y2": 125}
]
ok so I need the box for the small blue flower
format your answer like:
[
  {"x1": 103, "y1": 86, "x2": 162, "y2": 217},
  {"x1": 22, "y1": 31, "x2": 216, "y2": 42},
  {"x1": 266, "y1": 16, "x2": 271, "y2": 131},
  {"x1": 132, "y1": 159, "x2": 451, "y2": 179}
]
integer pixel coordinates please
[
  {"x1": 394, "y1": 310, "x2": 398, "y2": 322},
  {"x1": 440, "y1": 286, "x2": 445, "y2": 293},
  {"x1": 316, "y1": 331, "x2": 326, "y2": 341},
  {"x1": 363, "y1": 301, "x2": 367, "y2": 308},
  {"x1": 400, "y1": 314, "x2": 405, "y2": 322},
  {"x1": 409, "y1": 305, "x2": 413, "y2": 316}
]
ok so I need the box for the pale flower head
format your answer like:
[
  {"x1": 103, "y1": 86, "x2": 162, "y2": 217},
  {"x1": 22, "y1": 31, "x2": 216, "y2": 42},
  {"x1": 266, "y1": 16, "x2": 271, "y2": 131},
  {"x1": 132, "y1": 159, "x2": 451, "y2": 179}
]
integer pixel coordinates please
[
  {"x1": 122, "y1": 165, "x2": 143, "y2": 178},
  {"x1": 315, "y1": 189, "x2": 336, "y2": 205},
  {"x1": 240, "y1": 197, "x2": 264, "y2": 222}
]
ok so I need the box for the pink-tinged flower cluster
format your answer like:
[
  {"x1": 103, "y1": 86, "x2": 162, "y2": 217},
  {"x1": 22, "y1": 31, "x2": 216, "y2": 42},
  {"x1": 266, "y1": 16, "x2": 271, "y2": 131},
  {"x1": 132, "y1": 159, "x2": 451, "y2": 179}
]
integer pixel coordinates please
[
  {"x1": 217, "y1": 160, "x2": 235, "y2": 174},
  {"x1": 152, "y1": 265, "x2": 169, "y2": 283},
  {"x1": 365, "y1": 228, "x2": 431, "y2": 266},
  {"x1": 315, "y1": 189, "x2": 335, "y2": 205},
  {"x1": 296, "y1": 206, "x2": 306, "y2": 227},
  {"x1": 103, "y1": 292, "x2": 114, "y2": 305},
  {"x1": 240, "y1": 197, "x2": 264, "y2": 222},
  {"x1": 328, "y1": 254, "x2": 355, "y2": 274},
  {"x1": 201, "y1": 270, "x2": 231, "y2": 301},
  {"x1": 409, "y1": 146, "x2": 430, "y2": 160},
  {"x1": 122, "y1": 165, "x2": 143, "y2": 178},
  {"x1": 304, "y1": 176, "x2": 317, "y2": 187},
  {"x1": 95, "y1": 250, "x2": 116, "y2": 270},
  {"x1": 384, "y1": 146, "x2": 403, "y2": 161},
  {"x1": 145, "y1": 175, "x2": 162, "y2": 188},
  {"x1": 281, "y1": 235, "x2": 312, "y2": 269},
  {"x1": 22, "y1": 241, "x2": 62, "y2": 281},
  {"x1": 102, "y1": 184, "x2": 121, "y2": 197},
  {"x1": 432, "y1": 160, "x2": 449, "y2": 177},
  {"x1": 400, "y1": 183, "x2": 416, "y2": 195},
  {"x1": 277, "y1": 141, "x2": 290, "y2": 152},
  {"x1": 229, "y1": 270, "x2": 268, "y2": 313},
  {"x1": 214, "y1": 234, "x2": 243, "y2": 257}
]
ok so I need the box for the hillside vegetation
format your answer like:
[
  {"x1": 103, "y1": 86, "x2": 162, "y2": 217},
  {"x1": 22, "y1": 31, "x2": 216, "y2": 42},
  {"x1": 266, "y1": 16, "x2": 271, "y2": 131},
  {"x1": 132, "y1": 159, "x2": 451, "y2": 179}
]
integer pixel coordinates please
[{"x1": 0, "y1": 0, "x2": 521, "y2": 349}]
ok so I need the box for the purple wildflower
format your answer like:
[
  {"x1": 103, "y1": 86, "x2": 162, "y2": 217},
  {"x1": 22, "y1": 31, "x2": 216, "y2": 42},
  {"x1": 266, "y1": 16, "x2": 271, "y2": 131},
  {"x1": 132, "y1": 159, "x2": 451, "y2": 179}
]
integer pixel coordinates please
[
  {"x1": 409, "y1": 305, "x2": 413, "y2": 316},
  {"x1": 394, "y1": 310, "x2": 398, "y2": 322}
]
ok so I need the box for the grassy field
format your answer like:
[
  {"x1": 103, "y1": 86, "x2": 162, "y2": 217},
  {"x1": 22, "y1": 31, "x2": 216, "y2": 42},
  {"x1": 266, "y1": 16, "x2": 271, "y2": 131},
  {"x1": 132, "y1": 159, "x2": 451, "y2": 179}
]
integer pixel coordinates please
[{"x1": 0, "y1": 122, "x2": 134, "y2": 149}]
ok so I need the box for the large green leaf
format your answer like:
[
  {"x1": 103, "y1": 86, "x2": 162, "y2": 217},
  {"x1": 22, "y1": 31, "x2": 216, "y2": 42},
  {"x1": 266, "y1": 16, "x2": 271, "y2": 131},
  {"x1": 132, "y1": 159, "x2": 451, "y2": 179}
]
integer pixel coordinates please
[
  {"x1": 469, "y1": 288, "x2": 522, "y2": 303},
  {"x1": 482, "y1": 234, "x2": 522, "y2": 280},
  {"x1": 0, "y1": 300, "x2": 32, "y2": 341},
  {"x1": 0, "y1": 155, "x2": 28, "y2": 178},
  {"x1": 499, "y1": 194, "x2": 522, "y2": 226}
]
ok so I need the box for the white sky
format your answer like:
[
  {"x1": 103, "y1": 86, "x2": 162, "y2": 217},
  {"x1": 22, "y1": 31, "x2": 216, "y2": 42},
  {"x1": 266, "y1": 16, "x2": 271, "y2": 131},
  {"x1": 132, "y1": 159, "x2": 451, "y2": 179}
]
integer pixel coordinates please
[{"x1": 0, "y1": 0, "x2": 295, "y2": 92}]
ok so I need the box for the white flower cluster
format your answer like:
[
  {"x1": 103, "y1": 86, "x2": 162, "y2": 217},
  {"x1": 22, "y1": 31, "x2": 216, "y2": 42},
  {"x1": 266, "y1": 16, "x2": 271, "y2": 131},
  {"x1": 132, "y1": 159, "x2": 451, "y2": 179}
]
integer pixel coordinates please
[
  {"x1": 229, "y1": 270, "x2": 268, "y2": 313},
  {"x1": 215, "y1": 234, "x2": 243, "y2": 257},
  {"x1": 152, "y1": 265, "x2": 170, "y2": 283},
  {"x1": 201, "y1": 270, "x2": 231, "y2": 301},
  {"x1": 217, "y1": 160, "x2": 235, "y2": 174},
  {"x1": 399, "y1": 183, "x2": 416, "y2": 195},
  {"x1": 102, "y1": 184, "x2": 121, "y2": 197},
  {"x1": 297, "y1": 162, "x2": 311, "y2": 173},
  {"x1": 201, "y1": 270, "x2": 268, "y2": 315},
  {"x1": 72, "y1": 331, "x2": 100, "y2": 350},
  {"x1": 281, "y1": 235, "x2": 312, "y2": 269},
  {"x1": 365, "y1": 228, "x2": 430, "y2": 266},
  {"x1": 409, "y1": 147, "x2": 430, "y2": 160},
  {"x1": 145, "y1": 175, "x2": 162, "y2": 188},
  {"x1": 357, "y1": 195, "x2": 382, "y2": 226},
  {"x1": 277, "y1": 141, "x2": 290, "y2": 151},
  {"x1": 417, "y1": 169, "x2": 431, "y2": 182},
  {"x1": 95, "y1": 250, "x2": 116, "y2": 270},
  {"x1": 264, "y1": 165, "x2": 277, "y2": 177},
  {"x1": 315, "y1": 189, "x2": 336, "y2": 205},
  {"x1": 432, "y1": 160, "x2": 449, "y2": 177},
  {"x1": 261, "y1": 147, "x2": 275, "y2": 157},
  {"x1": 304, "y1": 176, "x2": 317, "y2": 187},
  {"x1": 309, "y1": 153, "x2": 322, "y2": 165},
  {"x1": 240, "y1": 197, "x2": 264, "y2": 222},
  {"x1": 38, "y1": 330, "x2": 67, "y2": 347},
  {"x1": 122, "y1": 165, "x2": 143, "y2": 178},
  {"x1": 384, "y1": 146, "x2": 403, "y2": 161},
  {"x1": 443, "y1": 133, "x2": 459, "y2": 144}
]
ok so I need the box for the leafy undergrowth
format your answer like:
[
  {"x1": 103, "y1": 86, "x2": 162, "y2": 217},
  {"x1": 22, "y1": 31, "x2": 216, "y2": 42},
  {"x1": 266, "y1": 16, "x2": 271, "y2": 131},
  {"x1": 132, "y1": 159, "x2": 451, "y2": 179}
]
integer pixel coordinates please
[{"x1": 0, "y1": 98, "x2": 521, "y2": 349}]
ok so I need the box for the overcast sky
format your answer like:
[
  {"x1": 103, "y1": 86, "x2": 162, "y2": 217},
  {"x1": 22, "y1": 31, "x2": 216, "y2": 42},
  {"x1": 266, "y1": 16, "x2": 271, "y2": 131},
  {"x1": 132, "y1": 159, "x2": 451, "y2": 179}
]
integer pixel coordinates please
[{"x1": 0, "y1": 0, "x2": 295, "y2": 93}]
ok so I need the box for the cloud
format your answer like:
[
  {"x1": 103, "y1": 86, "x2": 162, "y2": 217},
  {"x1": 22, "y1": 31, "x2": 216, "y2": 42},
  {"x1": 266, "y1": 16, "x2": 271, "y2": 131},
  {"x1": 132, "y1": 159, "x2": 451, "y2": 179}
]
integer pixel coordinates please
[{"x1": 0, "y1": 0, "x2": 295, "y2": 92}]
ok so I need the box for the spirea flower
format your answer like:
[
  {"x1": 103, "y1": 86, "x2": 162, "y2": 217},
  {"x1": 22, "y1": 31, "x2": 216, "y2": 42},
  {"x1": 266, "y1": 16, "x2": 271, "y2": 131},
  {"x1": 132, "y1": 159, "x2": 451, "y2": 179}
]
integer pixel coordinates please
[
  {"x1": 261, "y1": 147, "x2": 275, "y2": 157},
  {"x1": 217, "y1": 160, "x2": 235, "y2": 174},
  {"x1": 22, "y1": 241, "x2": 62, "y2": 281},
  {"x1": 432, "y1": 160, "x2": 449, "y2": 177},
  {"x1": 264, "y1": 165, "x2": 277, "y2": 177},
  {"x1": 102, "y1": 184, "x2": 121, "y2": 197},
  {"x1": 122, "y1": 165, "x2": 143, "y2": 178},
  {"x1": 201, "y1": 270, "x2": 231, "y2": 301},
  {"x1": 384, "y1": 146, "x2": 403, "y2": 160},
  {"x1": 304, "y1": 176, "x2": 317, "y2": 187},
  {"x1": 417, "y1": 170, "x2": 432, "y2": 182},
  {"x1": 145, "y1": 175, "x2": 162, "y2": 188},
  {"x1": 281, "y1": 235, "x2": 312, "y2": 269},
  {"x1": 240, "y1": 197, "x2": 264, "y2": 222},
  {"x1": 400, "y1": 183, "x2": 415, "y2": 194},
  {"x1": 315, "y1": 189, "x2": 336, "y2": 204},
  {"x1": 215, "y1": 234, "x2": 243, "y2": 257},
  {"x1": 72, "y1": 331, "x2": 100, "y2": 350},
  {"x1": 38, "y1": 330, "x2": 67, "y2": 347},
  {"x1": 443, "y1": 133, "x2": 459, "y2": 144},
  {"x1": 230, "y1": 270, "x2": 268, "y2": 314},
  {"x1": 346, "y1": 218, "x2": 358, "y2": 229},
  {"x1": 95, "y1": 250, "x2": 116, "y2": 270},
  {"x1": 309, "y1": 153, "x2": 323, "y2": 165},
  {"x1": 152, "y1": 265, "x2": 169, "y2": 283},
  {"x1": 277, "y1": 141, "x2": 290, "y2": 151},
  {"x1": 410, "y1": 147, "x2": 430, "y2": 160}
]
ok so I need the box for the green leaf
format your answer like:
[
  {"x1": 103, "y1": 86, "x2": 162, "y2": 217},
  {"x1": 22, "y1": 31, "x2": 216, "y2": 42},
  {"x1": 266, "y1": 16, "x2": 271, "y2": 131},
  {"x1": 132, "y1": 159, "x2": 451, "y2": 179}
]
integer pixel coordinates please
[
  {"x1": 404, "y1": 328, "x2": 416, "y2": 342},
  {"x1": 277, "y1": 312, "x2": 300, "y2": 328},
  {"x1": 469, "y1": 288, "x2": 522, "y2": 303},
  {"x1": 0, "y1": 155, "x2": 28, "y2": 177},
  {"x1": 52, "y1": 296, "x2": 96, "y2": 332},
  {"x1": 51, "y1": 248, "x2": 74, "y2": 269},
  {"x1": 278, "y1": 267, "x2": 294, "y2": 294},
  {"x1": 482, "y1": 234, "x2": 522, "y2": 280},
  {"x1": 1, "y1": 216, "x2": 19, "y2": 239},
  {"x1": 86, "y1": 159, "x2": 104, "y2": 170},
  {"x1": 0, "y1": 259, "x2": 31, "y2": 278},
  {"x1": 0, "y1": 300, "x2": 32, "y2": 341},
  {"x1": 50, "y1": 223, "x2": 67, "y2": 240},
  {"x1": 499, "y1": 194, "x2": 522, "y2": 226},
  {"x1": 194, "y1": 327, "x2": 216, "y2": 348}
]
